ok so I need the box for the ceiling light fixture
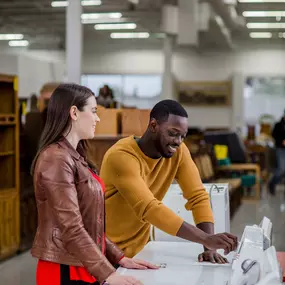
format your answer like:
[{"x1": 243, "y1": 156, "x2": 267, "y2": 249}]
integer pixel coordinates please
[
  {"x1": 247, "y1": 22, "x2": 285, "y2": 28},
  {"x1": 82, "y1": 18, "x2": 127, "y2": 24},
  {"x1": 81, "y1": 12, "x2": 122, "y2": 20},
  {"x1": 239, "y1": 0, "x2": 285, "y2": 3},
  {"x1": 9, "y1": 40, "x2": 29, "y2": 47},
  {"x1": 95, "y1": 23, "x2": 137, "y2": 30},
  {"x1": 110, "y1": 32, "x2": 150, "y2": 39},
  {"x1": 51, "y1": 1, "x2": 68, "y2": 7},
  {"x1": 51, "y1": 0, "x2": 101, "y2": 7},
  {"x1": 0, "y1": 34, "x2": 24, "y2": 40},
  {"x1": 82, "y1": 0, "x2": 102, "y2": 6},
  {"x1": 243, "y1": 11, "x2": 285, "y2": 17},
  {"x1": 249, "y1": 32, "x2": 272, "y2": 38}
]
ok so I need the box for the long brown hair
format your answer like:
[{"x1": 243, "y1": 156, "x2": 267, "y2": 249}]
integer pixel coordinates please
[{"x1": 31, "y1": 83, "x2": 95, "y2": 175}]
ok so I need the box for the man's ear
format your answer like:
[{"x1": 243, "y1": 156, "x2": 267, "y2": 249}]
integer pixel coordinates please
[
  {"x1": 69, "y1": 105, "x2": 78, "y2": 121},
  {"x1": 149, "y1": 118, "x2": 158, "y2": 133}
]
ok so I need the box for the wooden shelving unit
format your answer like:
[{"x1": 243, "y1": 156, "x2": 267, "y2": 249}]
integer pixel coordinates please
[{"x1": 0, "y1": 74, "x2": 20, "y2": 260}]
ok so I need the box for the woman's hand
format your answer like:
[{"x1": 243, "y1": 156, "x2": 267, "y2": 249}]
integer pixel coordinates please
[{"x1": 118, "y1": 257, "x2": 160, "y2": 270}]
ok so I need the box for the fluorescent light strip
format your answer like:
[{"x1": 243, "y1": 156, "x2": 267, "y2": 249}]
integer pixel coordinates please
[
  {"x1": 81, "y1": 12, "x2": 122, "y2": 20},
  {"x1": 0, "y1": 34, "x2": 24, "y2": 40},
  {"x1": 51, "y1": 0, "x2": 101, "y2": 7},
  {"x1": 243, "y1": 11, "x2": 285, "y2": 17},
  {"x1": 82, "y1": 18, "x2": 127, "y2": 24},
  {"x1": 250, "y1": 32, "x2": 272, "y2": 38},
  {"x1": 247, "y1": 22, "x2": 285, "y2": 28},
  {"x1": 239, "y1": 0, "x2": 285, "y2": 2},
  {"x1": 51, "y1": 1, "x2": 68, "y2": 7},
  {"x1": 82, "y1": 0, "x2": 102, "y2": 6},
  {"x1": 95, "y1": 23, "x2": 137, "y2": 30},
  {"x1": 110, "y1": 32, "x2": 150, "y2": 39},
  {"x1": 9, "y1": 40, "x2": 29, "y2": 47}
]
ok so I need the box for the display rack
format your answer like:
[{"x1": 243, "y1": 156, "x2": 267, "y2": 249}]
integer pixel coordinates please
[{"x1": 0, "y1": 74, "x2": 20, "y2": 260}]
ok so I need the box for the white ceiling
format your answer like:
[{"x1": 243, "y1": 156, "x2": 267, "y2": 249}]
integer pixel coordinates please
[{"x1": 0, "y1": 0, "x2": 284, "y2": 51}]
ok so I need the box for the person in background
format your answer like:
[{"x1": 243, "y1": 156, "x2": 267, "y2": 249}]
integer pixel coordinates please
[
  {"x1": 31, "y1": 83, "x2": 157, "y2": 285},
  {"x1": 100, "y1": 100, "x2": 238, "y2": 264},
  {"x1": 30, "y1": 94, "x2": 39, "y2": 111},
  {"x1": 97, "y1": 84, "x2": 116, "y2": 108},
  {"x1": 269, "y1": 110, "x2": 285, "y2": 195}
]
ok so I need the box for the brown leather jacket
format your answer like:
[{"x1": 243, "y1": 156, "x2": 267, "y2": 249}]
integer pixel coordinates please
[{"x1": 31, "y1": 139, "x2": 124, "y2": 283}]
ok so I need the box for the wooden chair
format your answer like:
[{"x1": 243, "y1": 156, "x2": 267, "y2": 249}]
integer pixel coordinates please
[{"x1": 217, "y1": 163, "x2": 261, "y2": 200}]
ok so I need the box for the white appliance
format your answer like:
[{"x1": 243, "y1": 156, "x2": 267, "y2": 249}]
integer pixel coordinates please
[
  {"x1": 118, "y1": 217, "x2": 283, "y2": 285},
  {"x1": 230, "y1": 217, "x2": 282, "y2": 285},
  {"x1": 117, "y1": 241, "x2": 233, "y2": 285},
  {"x1": 151, "y1": 183, "x2": 230, "y2": 242}
]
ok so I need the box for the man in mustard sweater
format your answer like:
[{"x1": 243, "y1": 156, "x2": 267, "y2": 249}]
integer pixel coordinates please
[{"x1": 100, "y1": 100, "x2": 237, "y2": 264}]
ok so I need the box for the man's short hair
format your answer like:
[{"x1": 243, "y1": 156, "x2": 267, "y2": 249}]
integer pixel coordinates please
[{"x1": 150, "y1": 100, "x2": 188, "y2": 123}]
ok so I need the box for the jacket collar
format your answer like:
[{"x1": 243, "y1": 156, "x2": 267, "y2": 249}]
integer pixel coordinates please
[{"x1": 57, "y1": 137, "x2": 86, "y2": 161}]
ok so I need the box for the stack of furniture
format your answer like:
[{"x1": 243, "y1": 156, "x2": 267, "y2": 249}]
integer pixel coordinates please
[
  {"x1": 217, "y1": 160, "x2": 261, "y2": 200},
  {"x1": 121, "y1": 109, "x2": 150, "y2": 136},
  {"x1": 87, "y1": 136, "x2": 123, "y2": 171},
  {"x1": 189, "y1": 144, "x2": 243, "y2": 218},
  {"x1": 95, "y1": 106, "x2": 121, "y2": 136},
  {"x1": 94, "y1": 107, "x2": 150, "y2": 137},
  {"x1": 0, "y1": 74, "x2": 20, "y2": 260},
  {"x1": 204, "y1": 131, "x2": 262, "y2": 200},
  {"x1": 87, "y1": 107, "x2": 151, "y2": 171}
]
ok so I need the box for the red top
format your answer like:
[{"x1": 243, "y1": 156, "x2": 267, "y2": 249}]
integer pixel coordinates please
[{"x1": 36, "y1": 170, "x2": 106, "y2": 285}]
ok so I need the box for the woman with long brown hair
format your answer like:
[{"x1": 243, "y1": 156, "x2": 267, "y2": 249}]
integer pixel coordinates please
[{"x1": 31, "y1": 83, "x2": 157, "y2": 285}]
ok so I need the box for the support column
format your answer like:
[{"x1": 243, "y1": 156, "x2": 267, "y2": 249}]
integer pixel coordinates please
[
  {"x1": 162, "y1": 35, "x2": 174, "y2": 100},
  {"x1": 177, "y1": 0, "x2": 198, "y2": 46},
  {"x1": 66, "y1": 0, "x2": 82, "y2": 84},
  {"x1": 231, "y1": 72, "x2": 245, "y2": 134}
]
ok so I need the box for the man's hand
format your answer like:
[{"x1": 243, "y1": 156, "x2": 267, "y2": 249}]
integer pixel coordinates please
[
  {"x1": 202, "y1": 232, "x2": 238, "y2": 255},
  {"x1": 198, "y1": 250, "x2": 228, "y2": 264}
]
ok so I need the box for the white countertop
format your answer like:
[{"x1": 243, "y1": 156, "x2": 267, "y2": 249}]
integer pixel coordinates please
[{"x1": 117, "y1": 242, "x2": 233, "y2": 285}]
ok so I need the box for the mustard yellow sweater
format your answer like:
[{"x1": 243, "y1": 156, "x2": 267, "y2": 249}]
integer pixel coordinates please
[{"x1": 100, "y1": 136, "x2": 214, "y2": 258}]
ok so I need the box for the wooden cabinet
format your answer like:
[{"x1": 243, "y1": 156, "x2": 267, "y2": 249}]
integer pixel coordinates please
[
  {"x1": 95, "y1": 106, "x2": 121, "y2": 136},
  {"x1": 0, "y1": 74, "x2": 20, "y2": 260},
  {"x1": 87, "y1": 136, "x2": 124, "y2": 171},
  {"x1": 87, "y1": 109, "x2": 151, "y2": 172},
  {"x1": 121, "y1": 109, "x2": 150, "y2": 137},
  {"x1": 93, "y1": 107, "x2": 151, "y2": 137},
  {"x1": 0, "y1": 190, "x2": 20, "y2": 260}
]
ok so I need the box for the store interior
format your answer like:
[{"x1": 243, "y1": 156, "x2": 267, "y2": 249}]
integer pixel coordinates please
[{"x1": 1, "y1": 0, "x2": 285, "y2": 284}]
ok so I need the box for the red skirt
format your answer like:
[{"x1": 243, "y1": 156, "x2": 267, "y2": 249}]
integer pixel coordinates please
[{"x1": 36, "y1": 260, "x2": 99, "y2": 285}]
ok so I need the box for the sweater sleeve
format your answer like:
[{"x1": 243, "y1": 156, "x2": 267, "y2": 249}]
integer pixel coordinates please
[
  {"x1": 104, "y1": 151, "x2": 184, "y2": 236},
  {"x1": 175, "y1": 144, "x2": 214, "y2": 225}
]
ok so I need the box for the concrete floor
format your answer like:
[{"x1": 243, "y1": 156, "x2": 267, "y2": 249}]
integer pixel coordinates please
[
  {"x1": 231, "y1": 186, "x2": 285, "y2": 252},
  {"x1": 1, "y1": 187, "x2": 285, "y2": 285}
]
